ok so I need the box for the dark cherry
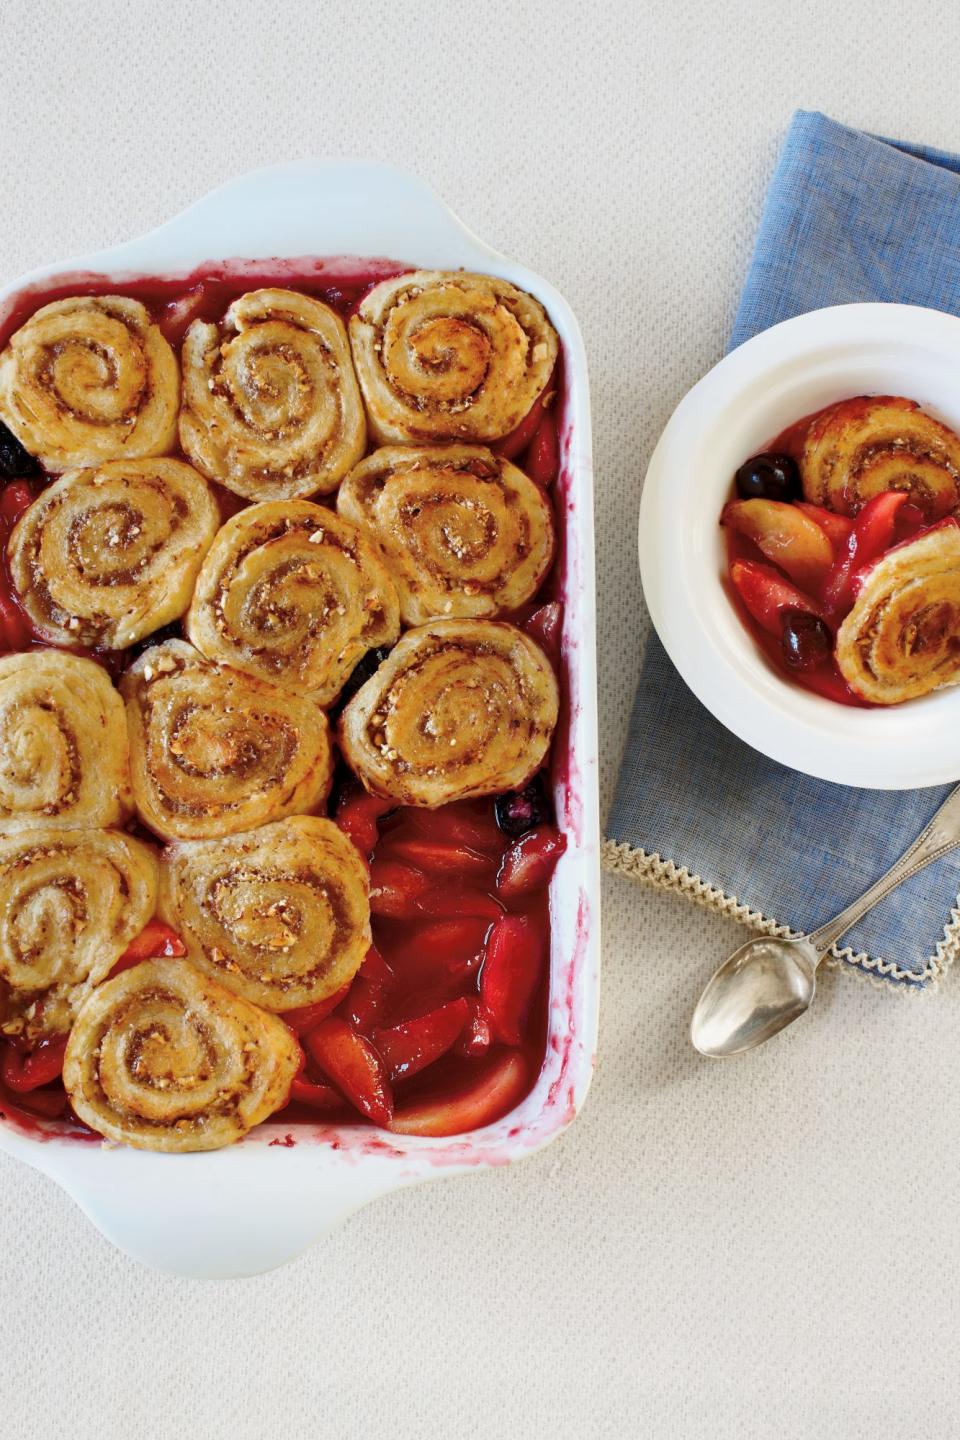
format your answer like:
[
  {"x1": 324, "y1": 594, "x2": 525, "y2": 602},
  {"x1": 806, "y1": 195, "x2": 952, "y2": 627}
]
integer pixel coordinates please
[
  {"x1": 334, "y1": 646, "x2": 392, "y2": 710},
  {"x1": 735, "y1": 452, "x2": 800, "y2": 503},
  {"x1": 781, "y1": 610, "x2": 833, "y2": 671},
  {"x1": 0, "y1": 422, "x2": 41, "y2": 480},
  {"x1": 125, "y1": 621, "x2": 184, "y2": 663},
  {"x1": 327, "y1": 757, "x2": 358, "y2": 812},
  {"x1": 494, "y1": 775, "x2": 552, "y2": 837}
]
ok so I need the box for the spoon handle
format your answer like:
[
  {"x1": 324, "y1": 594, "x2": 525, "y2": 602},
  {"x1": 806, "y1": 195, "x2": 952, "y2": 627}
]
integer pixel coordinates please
[{"x1": 809, "y1": 782, "x2": 960, "y2": 958}]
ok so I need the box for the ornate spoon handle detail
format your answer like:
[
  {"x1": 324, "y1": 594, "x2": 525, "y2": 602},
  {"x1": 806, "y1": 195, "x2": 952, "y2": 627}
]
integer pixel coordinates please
[{"x1": 809, "y1": 782, "x2": 960, "y2": 957}]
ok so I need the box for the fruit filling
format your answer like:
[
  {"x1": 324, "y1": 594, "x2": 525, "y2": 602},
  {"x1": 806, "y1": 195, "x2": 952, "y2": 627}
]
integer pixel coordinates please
[
  {"x1": 723, "y1": 395, "x2": 960, "y2": 706},
  {"x1": 0, "y1": 262, "x2": 569, "y2": 1146},
  {"x1": 0, "y1": 785, "x2": 566, "y2": 1139}
]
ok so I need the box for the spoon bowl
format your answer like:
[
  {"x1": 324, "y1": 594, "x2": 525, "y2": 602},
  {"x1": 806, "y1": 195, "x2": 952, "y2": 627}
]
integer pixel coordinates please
[
  {"x1": 690, "y1": 935, "x2": 819, "y2": 1057},
  {"x1": 690, "y1": 784, "x2": 960, "y2": 1058}
]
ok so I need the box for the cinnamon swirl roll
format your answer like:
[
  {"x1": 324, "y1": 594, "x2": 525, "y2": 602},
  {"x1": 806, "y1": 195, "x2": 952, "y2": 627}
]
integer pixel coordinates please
[
  {"x1": 836, "y1": 524, "x2": 960, "y2": 703},
  {"x1": 121, "y1": 640, "x2": 333, "y2": 841},
  {"x1": 186, "y1": 502, "x2": 400, "y2": 707},
  {"x1": 339, "y1": 619, "x2": 559, "y2": 806},
  {"x1": 179, "y1": 288, "x2": 366, "y2": 500},
  {"x1": 0, "y1": 296, "x2": 179, "y2": 471},
  {"x1": 63, "y1": 959, "x2": 301, "y2": 1152},
  {"x1": 0, "y1": 652, "x2": 130, "y2": 831},
  {"x1": 8, "y1": 459, "x2": 219, "y2": 649},
  {"x1": 801, "y1": 397, "x2": 960, "y2": 518},
  {"x1": 349, "y1": 272, "x2": 558, "y2": 445},
  {"x1": 0, "y1": 827, "x2": 157, "y2": 1039},
  {"x1": 158, "y1": 817, "x2": 370, "y2": 1012},
  {"x1": 337, "y1": 445, "x2": 555, "y2": 625}
]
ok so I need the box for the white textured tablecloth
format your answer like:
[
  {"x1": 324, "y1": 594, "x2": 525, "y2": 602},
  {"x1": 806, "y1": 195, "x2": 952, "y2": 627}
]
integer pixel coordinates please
[{"x1": 3, "y1": 2, "x2": 960, "y2": 1436}]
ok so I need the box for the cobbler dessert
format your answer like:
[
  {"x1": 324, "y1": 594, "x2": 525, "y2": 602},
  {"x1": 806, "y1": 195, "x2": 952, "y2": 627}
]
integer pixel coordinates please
[
  {"x1": 723, "y1": 396, "x2": 960, "y2": 705},
  {"x1": 0, "y1": 268, "x2": 568, "y2": 1151}
]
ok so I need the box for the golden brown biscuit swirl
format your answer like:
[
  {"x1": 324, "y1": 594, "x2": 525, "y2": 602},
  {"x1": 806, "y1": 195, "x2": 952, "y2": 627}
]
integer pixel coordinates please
[
  {"x1": 836, "y1": 525, "x2": 960, "y2": 703},
  {"x1": 121, "y1": 640, "x2": 333, "y2": 842},
  {"x1": 186, "y1": 501, "x2": 401, "y2": 707},
  {"x1": 337, "y1": 444, "x2": 556, "y2": 625},
  {"x1": 62, "y1": 959, "x2": 301, "y2": 1152},
  {"x1": 0, "y1": 652, "x2": 131, "y2": 831},
  {"x1": 349, "y1": 271, "x2": 558, "y2": 445},
  {"x1": 0, "y1": 827, "x2": 157, "y2": 1040},
  {"x1": 801, "y1": 396, "x2": 960, "y2": 518},
  {"x1": 8, "y1": 460, "x2": 220, "y2": 649},
  {"x1": 179, "y1": 288, "x2": 367, "y2": 500},
  {"x1": 339, "y1": 619, "x2": 559, "y2": 806},
  {"x1": 0, "y1": 295, "x2": 179, "y2": 471},
  {"x1": 158, "y1": 817, "x2": 370, "y2": 1012}
]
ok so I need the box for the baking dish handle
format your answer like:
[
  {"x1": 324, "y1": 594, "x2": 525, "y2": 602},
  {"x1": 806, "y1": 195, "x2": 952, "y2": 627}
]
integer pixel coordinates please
[{"x1": 43, "y1": 1144, "x2": 406, "y2": 1279}]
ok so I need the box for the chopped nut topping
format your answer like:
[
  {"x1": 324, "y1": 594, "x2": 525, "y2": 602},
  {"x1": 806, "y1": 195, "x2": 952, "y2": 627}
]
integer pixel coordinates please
[{"x1": 265, "y1": 931, "x2": 296, "y2": 950}]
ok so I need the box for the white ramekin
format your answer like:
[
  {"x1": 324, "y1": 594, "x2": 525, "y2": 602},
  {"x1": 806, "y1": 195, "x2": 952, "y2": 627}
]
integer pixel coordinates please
[
  {"x1": 0, "y1": 162, "x2": 600, "y2": 1278},
  {"x1": 639, "y1": 303, "x2": 960, "y2": 790}
]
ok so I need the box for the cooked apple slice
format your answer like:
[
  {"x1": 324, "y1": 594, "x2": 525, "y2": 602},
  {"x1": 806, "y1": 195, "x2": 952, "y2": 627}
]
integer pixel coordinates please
[
  {"x1": 722, "y1": 498, "x2": 833, "y2": 588},
  {"x1": 305, "y1": 1017, "x2": 393, "y2": 1126},
  {"x1": 821, "y1": 490, "x2": 908, "y2": 615},
  {"x1": 386, "y1": 1052, "x2": 530, "y2": 1136},
  {"x1": 480, "y1": 915, "x2": 544, "y2": 1044},
  {"x1": 794, "y1": 502, "x2": 853, "y2": 550},
  {"x1": 729, "y1": 560, "x2": 823, "y2": 636},
  {"x1": 373, "y1": 999, "x2": 470, "y2": 1082}
]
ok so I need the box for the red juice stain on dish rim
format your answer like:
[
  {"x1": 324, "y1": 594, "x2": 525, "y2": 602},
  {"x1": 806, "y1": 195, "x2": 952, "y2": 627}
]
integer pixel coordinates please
[
  {"x1": 0, "y1": 1100, "x2": 97, "y2": 1143},
  {"x1": 0, "y1": 256, "x2": 412, "y2": 348},
  {"x1": 545, "y1": 889, "x2": 589, "y2": 1125},
  {"x1": 0, "y1": 258, "x2": 591, "y2": 1154},
  {"x1": 543, "y1": 359, "x2": 585, "y2": 843}
]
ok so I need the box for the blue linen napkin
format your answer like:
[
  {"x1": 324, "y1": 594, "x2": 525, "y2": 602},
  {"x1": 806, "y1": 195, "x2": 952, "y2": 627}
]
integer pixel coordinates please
[{"x1": 606, "y1": 110, "x2": 960, "y2": 987}]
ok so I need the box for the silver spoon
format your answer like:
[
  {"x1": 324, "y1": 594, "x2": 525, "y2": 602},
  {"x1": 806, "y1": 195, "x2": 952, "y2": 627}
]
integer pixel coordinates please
[{"x1": 691, "y1": 782, "x2": 960, "y2": 1057}]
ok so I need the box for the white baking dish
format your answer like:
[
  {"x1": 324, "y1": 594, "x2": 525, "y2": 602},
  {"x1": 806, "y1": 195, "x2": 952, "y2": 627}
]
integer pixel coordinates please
[{"x1": 0, "y1": 162, "x2": 600, "y2": 1277}]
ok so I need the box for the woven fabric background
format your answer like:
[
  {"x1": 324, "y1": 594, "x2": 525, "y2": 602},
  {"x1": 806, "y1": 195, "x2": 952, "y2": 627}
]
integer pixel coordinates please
[{"x1": 3, "y1": 3, "x2": 960, "y2": 1438}]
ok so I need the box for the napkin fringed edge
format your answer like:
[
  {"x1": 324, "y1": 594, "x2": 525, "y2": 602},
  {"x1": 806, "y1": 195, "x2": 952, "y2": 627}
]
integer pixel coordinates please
[{"x1": 602, "y1": 837, "x2": 959, "y2": 990}]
